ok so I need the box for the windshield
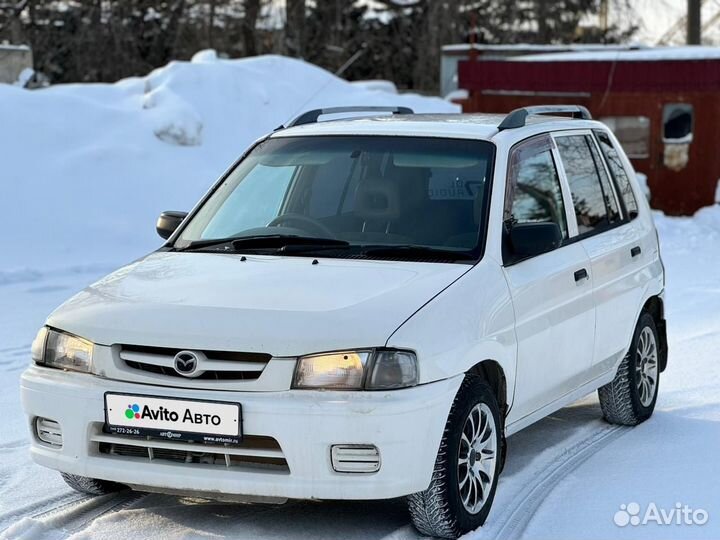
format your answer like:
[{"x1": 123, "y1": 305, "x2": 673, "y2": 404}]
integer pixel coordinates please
[{"x1": 175, "y1": 136, "x2": 494, "y2": 261}]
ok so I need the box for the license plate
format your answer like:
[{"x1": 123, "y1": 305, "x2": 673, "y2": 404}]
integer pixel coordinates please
[{"x1": 104, "y1": 393, "x2": 242, "y2": 445}]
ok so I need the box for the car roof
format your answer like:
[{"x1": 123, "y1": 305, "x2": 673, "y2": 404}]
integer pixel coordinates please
[{"x1": 270, "y1": 112, "x2": 603, "y2": 142}]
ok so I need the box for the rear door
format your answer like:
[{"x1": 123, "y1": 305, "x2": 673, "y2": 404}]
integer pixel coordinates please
[
  {"x1": 553, "y1": 131, "x2": 644, "y2": 375},
  {"x1": 503, "y1": 134, "x2": 596, "y2": 422}
]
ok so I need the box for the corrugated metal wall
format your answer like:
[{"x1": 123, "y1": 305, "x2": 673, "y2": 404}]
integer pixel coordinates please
[{"x1": 458, "y1": 59, "x2": 720, "y2": 215}]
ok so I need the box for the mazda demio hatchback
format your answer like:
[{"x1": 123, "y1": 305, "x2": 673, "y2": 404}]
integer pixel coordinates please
[{"x1": 22, "y1": 105, "x2": 667, "y2": 538}]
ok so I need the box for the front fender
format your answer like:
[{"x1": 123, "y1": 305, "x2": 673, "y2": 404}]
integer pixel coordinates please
[{"x1": 386, "y1": 260, "x2": 518, "y2": 407}]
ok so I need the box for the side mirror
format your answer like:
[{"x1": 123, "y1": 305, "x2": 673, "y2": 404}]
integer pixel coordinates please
[
  {"x1": 509, "y1": 222, "x2": 562, "y2": 261},
  {"x1": 156, "y1": 211, "x2": 188, "y2": 240}
]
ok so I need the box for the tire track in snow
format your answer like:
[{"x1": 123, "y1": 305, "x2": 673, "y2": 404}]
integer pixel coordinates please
[
  {"x1": 0, "y1": 494, "x2": 90, "y2": 533},
  {"x1": 0, "y1": 438, "x2": 26, "y2": 452},
  {"x1": 0, "y1": 491, "x2": 146, "y2": 540},
  {"x1": 474, "y1": 425, "x2": 628, "y2": 540},
  {"x1": 0, "y1": 344, "x2": 30, "y2": 372},
  {"x1": 0, "y1": 345, "x2": 30, "y2": 354},
  {"x1": 34, "y1": 491, "x2": 146, "y2": 530}
]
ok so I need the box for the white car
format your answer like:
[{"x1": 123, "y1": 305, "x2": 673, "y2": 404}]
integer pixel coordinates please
[{"x1": 22, "y1": 105, "x2": 667, "y2": 538}]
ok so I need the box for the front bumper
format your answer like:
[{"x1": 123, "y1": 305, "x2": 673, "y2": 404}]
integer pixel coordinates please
[{"x1": 21, "y1": 366, "x2": 461, "y2": 500}]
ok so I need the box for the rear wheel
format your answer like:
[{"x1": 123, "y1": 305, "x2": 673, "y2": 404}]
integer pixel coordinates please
[
  {"x1": 598, "y1": 312, "x2": 660, "y2": 425},
  {"x1": 408, "y1": 377, "x2": 502, "y2": 539},
  {"x1": 61, "y1": 473, "x2": 127, "y2": 496}
]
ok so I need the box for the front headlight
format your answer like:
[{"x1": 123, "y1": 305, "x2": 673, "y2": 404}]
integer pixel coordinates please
[
  {"x1": 32, "y1": 327, "x2": 93, "y2": 373},
  {"x1": 293, "y1": 349, "x2": 418, "y2": 390}
]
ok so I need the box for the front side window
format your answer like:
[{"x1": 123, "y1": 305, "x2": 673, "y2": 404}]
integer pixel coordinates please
[
  {"x1": 555, "y1": 135, "x2": 612, "y2": 236},
  {"x1": 176, "y1": 136, "x2": 494, "y2": 261},
  {"x1": 506, "y1": 134, "x2": 568, "y2": 240},
  {"x1": 599, "y1": 116, "x2": 650, "y2": 159}
]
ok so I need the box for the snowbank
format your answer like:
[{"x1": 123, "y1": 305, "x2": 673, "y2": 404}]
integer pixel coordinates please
[{"x1": 0, "y1": 52, "x2": 457, "y2": 275}]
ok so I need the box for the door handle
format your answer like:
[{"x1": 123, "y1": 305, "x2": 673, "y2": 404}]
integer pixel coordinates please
[
  {"x1": 631, "y1": 246, "x2": 642, "y2": 257},
  {"x1": 574, "y1": 268, "x2": 589, "y2": 282}
]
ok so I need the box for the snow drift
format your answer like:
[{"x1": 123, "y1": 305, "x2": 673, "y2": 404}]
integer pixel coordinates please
[{"x1": 0, "y1": 52, "x2": 457, "y2": 274}]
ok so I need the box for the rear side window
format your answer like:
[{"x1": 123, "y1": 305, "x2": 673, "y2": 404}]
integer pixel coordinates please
[
  {"x1": 555, "y1": 135, "x2": 615, "y2": 236},
  {"x1": 506, "y1": 134, "x2": 568, "y2": 240},
  {"x1": 586, "y1": 139, "x2": 621, "y2": 223},
  {"x1": 594, "y1": 130, "x2": 639, "y2": 220}
]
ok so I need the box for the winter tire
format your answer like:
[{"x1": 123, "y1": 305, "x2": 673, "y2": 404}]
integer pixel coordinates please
[
  {"x1": 598, "y1": 312, "x2": 660, "y2": 425},
  {"x1": 61, "y1": 473, "x2": 127, "y2": 495},
  {"x1": 408, "y1": 376, "x2": 502, "y2": 539}
]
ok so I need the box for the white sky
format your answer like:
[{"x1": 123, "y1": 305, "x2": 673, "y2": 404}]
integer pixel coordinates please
[{"x1": 616, "y1": 0, "x2": 720, "y2": 45}]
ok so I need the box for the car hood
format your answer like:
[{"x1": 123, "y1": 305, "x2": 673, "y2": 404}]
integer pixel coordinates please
[{"x1": 47, "y1": 251, "x2": 470, "y2": 356}]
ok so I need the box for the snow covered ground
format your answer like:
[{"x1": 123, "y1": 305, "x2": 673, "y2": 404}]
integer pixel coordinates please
[{"x1": 1, "y1": 53, "x2": 719, "y2": 539}]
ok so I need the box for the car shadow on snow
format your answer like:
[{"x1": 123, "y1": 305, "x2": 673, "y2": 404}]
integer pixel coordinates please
[
  {"x1": 96, "y1": 397, "x2": 614, "y2": 540},
  {"x1": 116, "y1": 493, "x2": 420, "y2": 539}
]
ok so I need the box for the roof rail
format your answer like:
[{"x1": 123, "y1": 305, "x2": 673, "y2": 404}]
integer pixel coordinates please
[
  {"x1": 497, "y1": 105, "x2": 592, "y2": 131},
  {"x1": 285, "y1": 106, "x2": 414, "y2": 128}
]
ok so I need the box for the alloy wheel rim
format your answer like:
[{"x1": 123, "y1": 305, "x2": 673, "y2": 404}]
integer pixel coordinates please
[
  {"x1": 457, "y1": 402, "x2": 497, "y2": 514},
  {"x1": 636, "y1": 327, "x2": 658, "y2": 407}
]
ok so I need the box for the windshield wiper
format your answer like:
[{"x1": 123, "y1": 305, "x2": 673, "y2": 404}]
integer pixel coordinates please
[
  {"x1": 178, "y1": 236, "x2": 472, "y2": 261},
  {"x1": 178, "y1": 234, "x2": 349, "y2": 252},
  {"x1": 232, "y1": 235, "x2": 349, "y2": 250},
  {"x1": 176, "y1": 237, "x2": 239, "y2": 251},
  {"x1": 361, "y1": 245, "x2": 477, "y2": 261}
]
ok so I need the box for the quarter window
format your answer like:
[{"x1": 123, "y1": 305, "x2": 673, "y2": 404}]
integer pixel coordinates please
[
  {"x1": 555, "y1": 135, "x2": 612, "y2": 236},
  {"x1": 594, "y1": 130, "x2": 639, "y2": 220},
  {"x1": 599, "y1": 116, "x2": 650, "y2": 159},
  {"x1": 506, "y1": 135, "x2": 568, "y2": 240}
]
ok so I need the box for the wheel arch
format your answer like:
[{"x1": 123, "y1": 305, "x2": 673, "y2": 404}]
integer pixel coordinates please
[
  {"x1": 466, "y1": 360, "x2": 508, "y2": 427},
  {"x1": 642, "y1": 295, "x2": 668, "y2": 372}
]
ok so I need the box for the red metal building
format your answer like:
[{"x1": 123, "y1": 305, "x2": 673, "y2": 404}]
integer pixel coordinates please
[{"x1": 455, "y1": 46, "x2": 720, "y2": 215}]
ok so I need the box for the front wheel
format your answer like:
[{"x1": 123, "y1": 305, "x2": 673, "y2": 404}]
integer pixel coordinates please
[
  {"x1": 408, "y1": 377, "x2": 502, "y2": 539},
  {"x1": 598, "y1": 312, "x2": 660, "y2": 425}
]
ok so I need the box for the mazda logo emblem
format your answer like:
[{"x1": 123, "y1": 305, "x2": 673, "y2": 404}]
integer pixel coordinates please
[{"x1": 173, "y1": 350, "x2": 204, "y2": 377}]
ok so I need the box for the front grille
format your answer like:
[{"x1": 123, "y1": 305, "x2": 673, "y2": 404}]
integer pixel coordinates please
[
  {"x1": 94, "y1": 431, "x2": 289, "y2": 473},
  {"x1": 123, "y1": 360, "x2": 253, "y2": 380},
  {"x1": 119, "y1": 345, "x2": 271, "y2": 381}
]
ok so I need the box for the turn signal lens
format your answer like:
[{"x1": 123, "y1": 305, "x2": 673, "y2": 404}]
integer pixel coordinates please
[
  {"x1": 366, "y1": 350, "x2": 418, "y2": 390},
  {"x1": 31, "y1": 327, "x2": 48, "y2": 364}
]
